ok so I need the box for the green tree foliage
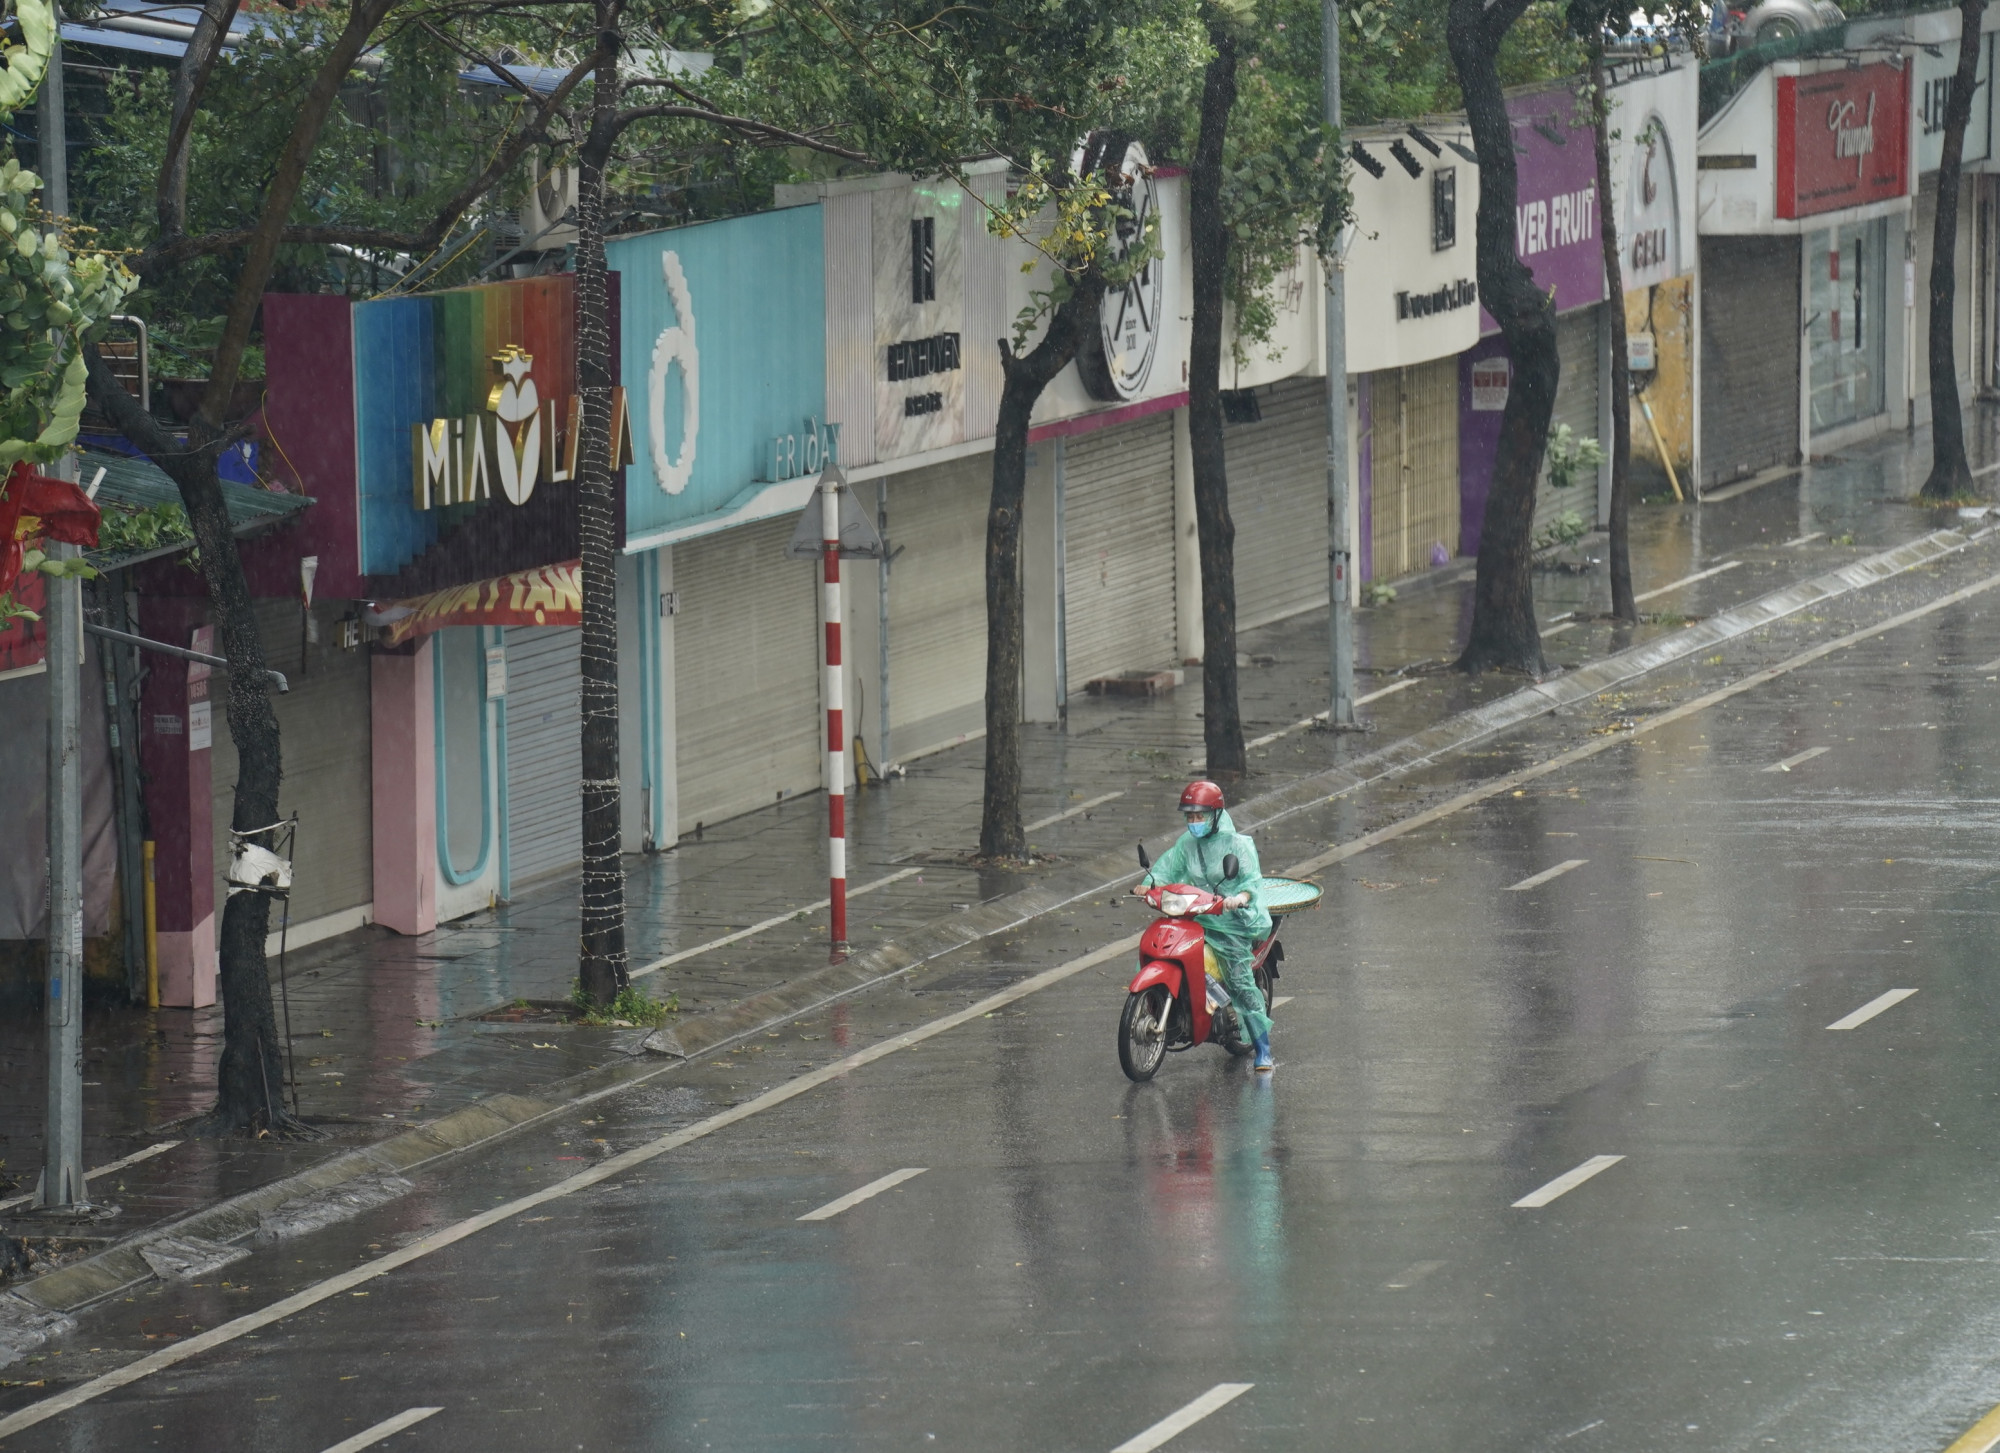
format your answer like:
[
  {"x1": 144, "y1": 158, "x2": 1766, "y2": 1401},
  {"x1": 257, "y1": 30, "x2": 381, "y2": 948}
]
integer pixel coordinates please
[{"x1": 1341, "y1": 0, "x2": 1586, "y2": 125}]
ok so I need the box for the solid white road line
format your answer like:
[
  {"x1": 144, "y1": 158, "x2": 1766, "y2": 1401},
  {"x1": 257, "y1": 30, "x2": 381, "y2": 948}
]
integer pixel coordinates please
[
  {"x1": 1762, "y1": 746, "x2": 1830, "y2": 773},
  {"x1": 1025, "y1": 791, "x2": 1126, "y2": 832},
  {"x1": 632, "y1": 868, "x2": 923, "y2": 978},
  {"x1": 1543, "y1": 621, "x2": 1577, "y2": 637},
  {"x1": 1512, "y1": 1154, "x2": 1626, "y2": 1209},
  {"x1": 797, "y1": 1167, "x2": 928, "y2": 1221},
  {"x1": 1635, "y1": 559, "x2": 1741, "y2": 603},
  {"x1": 1234, "y1": 679, "x2": 1423, "y2": 757},
  {"x1": 0, "y1": 1140, "x2": 182, "y2": 1213},
  {"x1": 17, "y1": 562, "x2": 2000, "y2": 1441},
  {"x1": 1784, "y1": 532, "x2": 1825, "y2": 548},
  {"x1": 1826, "y1": 988, "x2": 1919, "y2": 1031},
  {"x1": 1109, "y1": 1384, "x2": 1254, "y2": 1453},
  {"x1": 1385, "y1": 1260, "x2": 1445, "y2": 1289},
  {"x1": 1271, "y1": 995, "x2": 1294, "y2": 1008},
  {"x1": 1977, "y1": 656, "x2": 2000, "y2": 674},
  {"x1": 1506, "y1": 859, "x2": 1588, "y2": 892},
  {"x1": 317, "y1": 1407, "x2": 443, "y2": 1453},
  {"x1": 1359, "y1": 677, "x2": 1418, "y2": 706}
]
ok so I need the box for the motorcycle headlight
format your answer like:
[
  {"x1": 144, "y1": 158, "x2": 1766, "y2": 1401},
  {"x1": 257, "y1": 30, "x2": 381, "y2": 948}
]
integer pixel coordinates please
[{"x1": 1159, "y1": 891, "x2": 1195, "y2": 917}]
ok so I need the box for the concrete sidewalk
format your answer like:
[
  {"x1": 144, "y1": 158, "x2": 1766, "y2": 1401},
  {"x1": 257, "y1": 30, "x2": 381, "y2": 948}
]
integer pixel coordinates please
[{"x1": 2, "y1": 416, "x2": 1993, "y2": 1279}]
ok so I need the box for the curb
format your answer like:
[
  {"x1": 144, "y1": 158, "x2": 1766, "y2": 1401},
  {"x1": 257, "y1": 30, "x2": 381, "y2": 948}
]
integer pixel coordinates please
[{"x1": 1, "y1": 524, "x2": 1983, "y2": 1359}]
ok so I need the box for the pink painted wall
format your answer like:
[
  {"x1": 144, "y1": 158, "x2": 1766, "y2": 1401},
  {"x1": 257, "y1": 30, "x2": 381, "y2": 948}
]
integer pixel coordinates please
[{"x1": 370, "y1": 640, "x2": 436, "y2": 936}]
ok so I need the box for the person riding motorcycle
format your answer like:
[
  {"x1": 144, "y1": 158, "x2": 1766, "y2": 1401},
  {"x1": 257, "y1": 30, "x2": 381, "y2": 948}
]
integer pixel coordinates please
[{"x1": 1132, "y1": 780, "x2": 1275, "y2": 1071}]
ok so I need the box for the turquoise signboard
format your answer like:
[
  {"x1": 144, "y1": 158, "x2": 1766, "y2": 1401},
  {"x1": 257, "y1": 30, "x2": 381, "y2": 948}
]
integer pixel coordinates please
[{"x1": 612, "y1": 206, "x2": 827, "y2": 548}]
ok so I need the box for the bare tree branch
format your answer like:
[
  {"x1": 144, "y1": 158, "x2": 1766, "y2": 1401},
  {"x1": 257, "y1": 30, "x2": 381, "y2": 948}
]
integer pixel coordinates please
[
  {"x1": 158, "y1": 0, "x2": 244, "y2": 238},
  {"x1": 610, "y1": 102, "x2": 871, "y2": 161}
]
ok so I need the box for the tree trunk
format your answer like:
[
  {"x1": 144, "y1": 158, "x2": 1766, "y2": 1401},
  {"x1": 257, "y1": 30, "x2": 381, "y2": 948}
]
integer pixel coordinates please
[
  {"x1": 1189, "y1": 31, "x2": 1245, "y2": 778},
  {"x1": 1591, "y1": 44, "x2": 1637, "y2": 622},
  {"x1": 85, "y1": 346, "x2": 298, "y2": 1136},
  {"x1": 573, "y1": 25, "x2": 629, "y2": 1006},
  {"x1": 1449, "y1": 0, "x2": 1558, "y2": 676},
  {"x1": 978, "y1": 282, "x2": 1105, "y2": 859},
  {"x1": 158, "y1": 0, "x2": 242, "y2": 238},
  {"x1": 1921, "y1": 0, "x2": 1988, "y2": 502}
]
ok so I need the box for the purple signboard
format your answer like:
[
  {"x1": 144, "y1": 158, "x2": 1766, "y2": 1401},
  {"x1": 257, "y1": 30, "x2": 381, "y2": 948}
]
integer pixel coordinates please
[{"x1": 1480, "y1": 83, "x2": 1605, "y2": 334}]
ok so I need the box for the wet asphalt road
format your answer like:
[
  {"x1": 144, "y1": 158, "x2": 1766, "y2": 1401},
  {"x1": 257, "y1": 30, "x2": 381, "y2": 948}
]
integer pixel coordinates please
[{"x1": 14, "y1": 579, "x2": 2000, "y2": 1451}]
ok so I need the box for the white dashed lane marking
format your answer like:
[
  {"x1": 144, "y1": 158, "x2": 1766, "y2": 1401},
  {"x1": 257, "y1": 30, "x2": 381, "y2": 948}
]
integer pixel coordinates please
[
  {"x1": 797, "y1": 1168, "x2": 928, "y2": 1221},
  {"x1": 1110, "y1": 1384, "x2": 1254, "y2": 1453},
  {"x1": 1826, "y1": 988, "x2": 1918, "y2": 1031},
  {"x1": 1762, "y1": 746, "x2": 1829, "y2": 773},
  {"x1": 1513, "y1": 1155, "x2": 1626, "y2": 1209},
  {"x1": 1506, "y1": 859, "x2": 1588, "y2": 892}
]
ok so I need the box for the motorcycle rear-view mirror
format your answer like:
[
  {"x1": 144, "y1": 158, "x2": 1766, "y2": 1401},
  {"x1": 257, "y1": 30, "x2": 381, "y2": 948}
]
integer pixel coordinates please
[
  {"x1": 1223, "y1": 853, "x2": 1240, "y2": 882},
  {"x1": 1137, "y1": 843, "x2": 1151, "y2": 870}
]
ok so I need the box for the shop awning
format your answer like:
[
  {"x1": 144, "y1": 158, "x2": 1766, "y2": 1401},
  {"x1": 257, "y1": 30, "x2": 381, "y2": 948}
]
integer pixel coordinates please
[{"x1": 80, "y1": 447, "x2": 313, "y2": 572}]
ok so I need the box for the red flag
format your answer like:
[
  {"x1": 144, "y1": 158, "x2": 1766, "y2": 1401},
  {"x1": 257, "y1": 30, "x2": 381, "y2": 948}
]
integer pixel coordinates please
[{"x1": 0, "y1": 460, "x2": 101, "y2": 595}]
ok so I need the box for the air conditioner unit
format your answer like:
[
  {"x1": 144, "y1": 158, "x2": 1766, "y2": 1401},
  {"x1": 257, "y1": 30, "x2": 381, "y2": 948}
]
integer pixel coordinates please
[{"x1": 520, "y1": 155, "x2": 578, "y2": 249}]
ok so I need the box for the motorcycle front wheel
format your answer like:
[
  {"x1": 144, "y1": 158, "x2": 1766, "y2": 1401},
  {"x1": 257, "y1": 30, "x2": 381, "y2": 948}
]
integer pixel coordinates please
[{"x1": 1119, "y1": 986, "x2": 1173, "y2": 1082}]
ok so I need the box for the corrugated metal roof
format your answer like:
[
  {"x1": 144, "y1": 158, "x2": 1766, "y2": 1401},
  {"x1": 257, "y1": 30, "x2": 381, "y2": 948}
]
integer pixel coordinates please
[{"x1": 81, "y1": 448, "x2": 312, "y2": 572}]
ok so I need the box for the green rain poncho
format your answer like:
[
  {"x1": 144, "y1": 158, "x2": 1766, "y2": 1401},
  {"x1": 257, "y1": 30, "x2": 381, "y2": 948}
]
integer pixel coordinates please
[{"x1": 1140, "y1": 808, "x2": 1273, "y2": 1045}]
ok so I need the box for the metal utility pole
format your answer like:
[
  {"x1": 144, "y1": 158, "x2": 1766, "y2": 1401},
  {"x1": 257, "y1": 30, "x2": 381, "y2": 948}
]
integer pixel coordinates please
[
  {"x1": 42, "y1": 539, "x2": 85, "y2": 1210},
  {"x1": 39, "y1": 25, "x2": 87, "y2": 1212},
  {"x1": 1322, "y1": 0, "x2": 1356, "y2": 728},
  {"x1": 819, "y1": 467, "x2": 849, "y2": 960}
]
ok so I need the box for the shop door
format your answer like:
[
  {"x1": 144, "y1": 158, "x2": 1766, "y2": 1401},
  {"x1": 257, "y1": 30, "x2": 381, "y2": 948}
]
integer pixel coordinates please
[
  {"x1": 886, "y1": 454, "x2": 989, "y2": 753},
  {"x1": 1367, "y1": 356, "x2": 1460, "y2": 583},
  {"x1": 674, "y1": 514, "x2": 821, "y2": 834},
  {"x1": 1225, "y1": 377, "x2": 1329, "y2": 629},
  {"x1": 1063, "y1": 412, "x2": 1178, "y2": 687},
  {"x1": 1808, "y1": 218, "x2": 1888, "y2": 435},
  {"x1": 1537, "y1": 307, "x2": 1603, "y2": 539},
  {"x1": 210, "y1": 598, "x2": 373, "y2": 926},
  {"x1": 502, "y1": 625, "x2": 581, "y2": 886},
  {"x1": 1701, "y1": 236, "x2": 1801, "y2": 487}
]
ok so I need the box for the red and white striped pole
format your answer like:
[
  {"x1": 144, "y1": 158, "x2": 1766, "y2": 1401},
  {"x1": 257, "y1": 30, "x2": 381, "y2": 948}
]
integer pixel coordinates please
[{"x1": 821, "y1": 470, "x2": 848, "y2": 959}]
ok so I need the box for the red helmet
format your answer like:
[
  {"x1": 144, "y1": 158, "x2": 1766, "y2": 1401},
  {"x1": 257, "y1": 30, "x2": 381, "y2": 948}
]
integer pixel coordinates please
[{"x1": 1179, "y1": 779, "x2": 1225, "y2": 813}]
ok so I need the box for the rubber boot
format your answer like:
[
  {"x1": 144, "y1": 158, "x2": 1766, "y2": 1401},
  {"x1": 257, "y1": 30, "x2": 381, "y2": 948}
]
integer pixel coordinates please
[{"x1": 1252, "y1": 1031, "x2": 1274, "y2": 1072}]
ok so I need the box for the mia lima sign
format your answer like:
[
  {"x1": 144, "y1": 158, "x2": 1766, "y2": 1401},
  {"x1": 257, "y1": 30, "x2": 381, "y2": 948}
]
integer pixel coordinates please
[{"x1": 409, "y1": 344, "x2": 633, "y2": 511}]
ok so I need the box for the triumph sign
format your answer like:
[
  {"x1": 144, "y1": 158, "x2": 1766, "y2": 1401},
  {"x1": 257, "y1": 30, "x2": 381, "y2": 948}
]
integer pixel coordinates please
[{"x1": 1777, "y1": 63, "x2": 1910, "y2": 219}]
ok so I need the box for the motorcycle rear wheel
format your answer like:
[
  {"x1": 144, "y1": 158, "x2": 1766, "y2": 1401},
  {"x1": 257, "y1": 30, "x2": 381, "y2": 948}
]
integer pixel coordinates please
[{"x1": 1119, "y1": 986, "x2": 1172, "y2": 1082}]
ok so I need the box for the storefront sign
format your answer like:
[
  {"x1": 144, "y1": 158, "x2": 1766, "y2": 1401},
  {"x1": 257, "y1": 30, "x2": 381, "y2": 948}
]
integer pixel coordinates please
[
  {"x1": 613, "y1": 206, "x2": 826, "y2": 547},
  {"x1": 1079, "y1": 139, "x2": 1166, "y2": 402},
  {"x1": 1397, "y1": 279, "x2": 1477, "y2": 320},
  {"x1": 1777, "y1": 63, "x2": 1911, "y2": 219},
  {"x1": 355, "y1": 275, "x2": 582, "y2": 578},
  {"x1": 368, "y1": 559, "x2": 583, "y2": 646},
  {"x1": 1482, "y1": 84, "x2": 1605, "y2": 332},
  {"x1": 1916, "y1": 34, "x2": 1994, "y2": 173},
  {"x1": 1622, "y1": 114, "x2": 1683, "y2": 291}
]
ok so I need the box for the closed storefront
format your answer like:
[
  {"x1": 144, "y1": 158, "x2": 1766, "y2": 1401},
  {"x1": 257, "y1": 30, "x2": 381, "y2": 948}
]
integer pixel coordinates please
[
  {"x1": 884, "y1": 454, "x2": 989, "y2": 754},
  {"x1": 675, "y1": 515, "x2": 821, "y2": 834},
  {"x1": 1225, "y1": 377, "x2": 1328, "y2": 629},
  {"x1": 1699, "y1": 235, "x2": 1801, "y2": 488},
  {"x1": 502, "y1": 625, "x2": 581, "y2": 886},
  {"x1": 1540, "y1": 306, "x2": 1604, "y2": 536},
  {"x1": 1063, "y1": 412, "x2": 1179, "y2": 686},
  {"x1": 1366, "y1": 356, "x2": 1461, "y2": 582},
  {"x1": 210, "y1": 597, "x2": 373, "y2": 934}
]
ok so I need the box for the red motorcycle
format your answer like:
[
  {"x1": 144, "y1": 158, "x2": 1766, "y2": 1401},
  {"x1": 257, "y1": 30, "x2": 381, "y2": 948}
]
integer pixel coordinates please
[{"x1": 1118, "y1": 846, "x2": 1281, "y2": 1083}]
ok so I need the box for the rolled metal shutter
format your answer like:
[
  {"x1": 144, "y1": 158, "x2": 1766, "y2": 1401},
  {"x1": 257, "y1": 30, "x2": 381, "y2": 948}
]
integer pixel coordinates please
[
  {"x1": 1700, "y1": 235, "x2": 1800, "y2": 491},
  {"x1": 210, "y1": 598, "x2": 373, "y2": 926},
  {"x1": 1226, "y1": 377, "x2": 1328, "y2": 629},
  {"x1": 503, "y1": 625, "x2": 581, "y2": 886},
  {"x1": 674, "y1": 515, "x2": 821, "y2": 833},
  {"x1": 1537, "y1": 306, "x2": 1603, "y2": 539},
  {"x1": 1367, "y1": 356, "x2": 1460, "y2": 582},
  {"x1": 1064, "y1": 412, "x2": 1178, "y2": 686},
  {"x1": 886, "y1": 454, "x2": 988, "y2": 752}
]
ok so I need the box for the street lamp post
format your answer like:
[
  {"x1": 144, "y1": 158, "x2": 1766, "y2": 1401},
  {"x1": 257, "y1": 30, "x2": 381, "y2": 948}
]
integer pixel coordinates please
[{"x1": 1323, "y1": 0, "x2": 1357, "y2": 729}]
